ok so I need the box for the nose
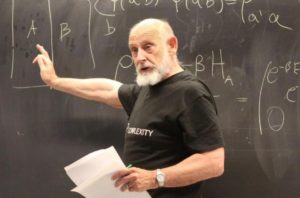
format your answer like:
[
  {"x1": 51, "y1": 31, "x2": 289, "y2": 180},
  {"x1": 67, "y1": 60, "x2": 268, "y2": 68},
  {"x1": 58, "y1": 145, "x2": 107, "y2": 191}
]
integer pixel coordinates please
[{"x1": 136, "y1": 49, "x2": 146, "y2": 63}]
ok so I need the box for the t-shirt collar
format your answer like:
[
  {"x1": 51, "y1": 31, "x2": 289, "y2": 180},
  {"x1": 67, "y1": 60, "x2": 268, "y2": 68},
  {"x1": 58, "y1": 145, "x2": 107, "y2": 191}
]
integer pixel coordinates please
[{"x1": 149, "y1": 70, "x2": 189, "y2": 88}]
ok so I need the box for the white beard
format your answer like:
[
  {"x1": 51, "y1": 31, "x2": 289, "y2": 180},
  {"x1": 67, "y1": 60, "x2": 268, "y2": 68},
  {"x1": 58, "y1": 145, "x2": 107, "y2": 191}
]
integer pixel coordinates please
[
  {"x1": 135, "y1": 54, "x2": 170, "y2": 86},
  {"x1": 136, "y1": 68, "x2": 163, "y2": 86}
]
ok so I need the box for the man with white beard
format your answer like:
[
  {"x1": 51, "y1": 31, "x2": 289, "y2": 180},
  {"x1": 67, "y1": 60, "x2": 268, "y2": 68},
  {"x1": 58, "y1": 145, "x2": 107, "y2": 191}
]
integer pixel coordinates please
[{"x1": 33, "y1": 18, "x2": 225, "y2": 198}]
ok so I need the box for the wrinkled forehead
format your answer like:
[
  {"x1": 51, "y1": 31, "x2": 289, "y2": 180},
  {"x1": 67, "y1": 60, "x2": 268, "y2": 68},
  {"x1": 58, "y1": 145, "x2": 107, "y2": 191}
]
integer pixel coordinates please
[{"x1": 128, "y1": 25, "x2": 163, "y2": 46}]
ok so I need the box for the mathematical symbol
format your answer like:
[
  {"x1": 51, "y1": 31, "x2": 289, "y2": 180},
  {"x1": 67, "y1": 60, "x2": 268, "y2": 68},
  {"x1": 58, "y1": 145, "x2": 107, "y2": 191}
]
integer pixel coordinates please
[
  {"x1": 224, "y1": 0, "x2": 237, "y2": 5},
  {"x1": 182, "y1": 64, "x2": 194, "y2": 67},
  {"x1": 236, "y1": 97, "x2": 248, "y2": 103}
]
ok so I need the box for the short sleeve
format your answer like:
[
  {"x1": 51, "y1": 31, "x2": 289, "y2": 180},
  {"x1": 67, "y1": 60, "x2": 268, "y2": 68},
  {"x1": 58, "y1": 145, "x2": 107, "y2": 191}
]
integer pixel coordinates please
[
  {"x1": 118, "y1": 84, "x2": 141, "y2": 116},
  {"x1": 179, "y1": 95, "x2": 224, "y2": 153}
]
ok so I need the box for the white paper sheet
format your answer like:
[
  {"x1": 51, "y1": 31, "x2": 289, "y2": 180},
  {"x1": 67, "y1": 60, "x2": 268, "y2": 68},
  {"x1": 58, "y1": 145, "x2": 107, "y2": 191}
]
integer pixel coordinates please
[{"x1": 64, "y1": 146, "x2": 151, "y2": 198}]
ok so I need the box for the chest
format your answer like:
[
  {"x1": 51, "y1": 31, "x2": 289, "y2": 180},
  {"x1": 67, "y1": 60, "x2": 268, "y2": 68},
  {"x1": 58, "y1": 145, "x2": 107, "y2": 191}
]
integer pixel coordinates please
[{"x1": 126, "y1": 88, "x2": 185, "y2": 148}]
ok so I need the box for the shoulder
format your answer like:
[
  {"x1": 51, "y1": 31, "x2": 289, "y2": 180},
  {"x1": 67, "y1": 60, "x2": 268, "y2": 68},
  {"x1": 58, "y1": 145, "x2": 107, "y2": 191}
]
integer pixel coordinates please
[
  {"x1": 118, "y1": 84, "x2": 143, "y2": 115},
  {"x1": 174, "y1": 71, "x2": 218, "y2": 113},
  {"x1": 176, "y1": 72, "x2": 212, "y2": 99},
  {"x1": 119, "y1": 84, "x2": 141, "y2": 97}
]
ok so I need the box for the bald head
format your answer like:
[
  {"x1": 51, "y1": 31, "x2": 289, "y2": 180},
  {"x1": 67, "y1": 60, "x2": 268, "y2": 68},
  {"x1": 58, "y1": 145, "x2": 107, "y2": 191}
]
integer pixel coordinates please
[{"x1": 129, "y1": 18, "x2": 175, "y2": 41}]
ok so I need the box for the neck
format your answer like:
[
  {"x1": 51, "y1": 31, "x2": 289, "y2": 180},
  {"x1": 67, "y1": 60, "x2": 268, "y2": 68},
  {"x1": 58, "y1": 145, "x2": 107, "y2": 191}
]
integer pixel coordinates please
[{"x1": 163, "y1": 60, "x2": 183, "y2": 80}]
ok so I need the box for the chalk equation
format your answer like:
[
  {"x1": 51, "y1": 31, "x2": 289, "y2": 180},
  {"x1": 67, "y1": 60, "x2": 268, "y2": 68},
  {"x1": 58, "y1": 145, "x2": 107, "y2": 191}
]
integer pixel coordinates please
[
  {"x1": 10, "y1": 0, "x2": 294, "y2": 89},
  {"x1": 259, "y1": 60, "x2": 299, "y2": 135},
  {"x1": 93, "y1": 0, "x2": 293, "y2": 31},
  {"x1": 114, "y1": 49, "x2": 251, "y2": 103}
]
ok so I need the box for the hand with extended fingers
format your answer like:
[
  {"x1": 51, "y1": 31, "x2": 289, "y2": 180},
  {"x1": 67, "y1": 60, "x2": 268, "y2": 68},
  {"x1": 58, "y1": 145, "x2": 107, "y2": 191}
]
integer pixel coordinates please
[{"x1": 32, "y1": 44, "x2": 58, "y2": 86}]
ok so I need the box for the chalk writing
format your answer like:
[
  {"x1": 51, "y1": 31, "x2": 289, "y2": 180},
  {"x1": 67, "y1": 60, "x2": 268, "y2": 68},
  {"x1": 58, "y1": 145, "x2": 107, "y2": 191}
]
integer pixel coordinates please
[
  {"x1": 164, "y1": 0, "x2": 295, "y2": 31},
  {"x1": 84, "y1": 0, "x2": 287, "y2": 33},
  {"x1": 192, "y1": 49, "x2": 234, "y2": 86},
  {"x1": 11, "y1": 0, "x2": 15, "y2": 79},
  {"x1": 224, "y1": 0, "x2": 237, "y2": 5},
  {"x1": 129, "y1": 0, "x2": 141, "y2": 6},
  {"x1": 105, "y1": 18, "x2": 116, "y2": 36},
  {"x1": 145, "y1": 0, "x2": 159, "y2": 6},
  {"x1": 268, "y1": 13, "x2": 293, "y2": 31},
  {"x1": 236, "y1": 98, "x2": 248, "y2": 103},
  {"x1": 114, "y1": 55, "x2": 134, "y2": 80},
  {"x1": 8, "y1": 0, "x2": 298, "y2": 118},
  {"x1": 224, "y1": 75, "x2": 234, "y2": 86},
  {"x1": 47, "y1": 0, "x2": 54, "y2": 63},
  {"x1": 93, "y1": 0, "x2": 160, "y2": 17},
  {"x1": 173, "y1": 0, "x2": 223, "y2": 14},
  {"x1": 259, "y1": 59, "x2": 299, "y2": 135},
  {"x1": 285, "y1": 86, "x2": 299, "y2": 103},
  {"x1": 60, "y1": 23, "x2": 71, "y2": 42},
  {"x1": 211, "y1": 49, "x2": 225, "y2": 79},
  {"x1": 266, "y1": 61, "x2": 299, "y2": 84},
  {"x1": 258, "y1": 61, "x2": 272, "y2": 135},
  {"x1": 267, "y1": 106, "x2": 285, "y2": 132},
  {"x1": 94, "y1": 0, "x2": 116, "y2": 17},
  {"x1": 27, "y1": 20, "x2": 37, "y2": 39},
  {"x1": 86, "y1": 0, "x2": 96, "y2": 70},
  {"x1": 241, "y1": 0, "x2": 293, "y2": 30},
  {"x1": 11, "y1": 0, "x2": 54, "y2": 88}
]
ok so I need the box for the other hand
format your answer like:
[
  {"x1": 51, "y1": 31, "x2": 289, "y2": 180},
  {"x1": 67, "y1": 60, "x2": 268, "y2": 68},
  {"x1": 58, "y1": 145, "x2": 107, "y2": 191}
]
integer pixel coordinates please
[
  {"x1": 111, "y1": 167, "x2": 158, "y2": 192},
  {"x1": 32, "y1": 44, "x2": 58, "y2": 86}
]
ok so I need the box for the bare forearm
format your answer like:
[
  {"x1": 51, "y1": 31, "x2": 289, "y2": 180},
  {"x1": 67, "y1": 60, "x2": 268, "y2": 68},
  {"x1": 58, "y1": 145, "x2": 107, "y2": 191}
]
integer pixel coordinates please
[
  {"x1": 33, "y1": 44, "x2": 123, "y2": 108},
  {"x1": 162, "y1": 147, "x2": 224, "y2": 187},
  {"x1": 51, "y1": 77, "x2": 123, "y2": 108},
  {"x1": 111, "y1": 148, "x2": 224, "y2": 192}
]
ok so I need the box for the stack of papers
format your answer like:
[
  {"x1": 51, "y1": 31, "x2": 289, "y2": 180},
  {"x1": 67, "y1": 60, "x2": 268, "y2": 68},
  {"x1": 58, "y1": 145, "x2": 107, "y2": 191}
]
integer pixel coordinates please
[{"x1": 64, "y1": 146, "x2": 150, "y2": 198}]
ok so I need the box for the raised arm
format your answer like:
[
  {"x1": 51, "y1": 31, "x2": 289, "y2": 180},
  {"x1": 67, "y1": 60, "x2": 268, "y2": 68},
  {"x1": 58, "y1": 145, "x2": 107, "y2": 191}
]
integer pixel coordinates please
[{"x1": 32, "y1": 44, "x2": 123, "y2": 109}]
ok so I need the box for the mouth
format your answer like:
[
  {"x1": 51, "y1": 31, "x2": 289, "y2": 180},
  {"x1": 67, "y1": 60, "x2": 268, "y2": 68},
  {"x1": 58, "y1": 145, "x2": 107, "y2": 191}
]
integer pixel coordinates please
[{"x1": 139, "y1": 66, "x2": 153, "y2": 74}]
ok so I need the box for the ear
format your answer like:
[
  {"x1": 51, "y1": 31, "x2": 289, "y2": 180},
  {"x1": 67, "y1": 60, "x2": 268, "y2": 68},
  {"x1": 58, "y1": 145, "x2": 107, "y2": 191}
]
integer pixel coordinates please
[{"x1": 167, "y1": 36, "x2": 178, "y2": 56}]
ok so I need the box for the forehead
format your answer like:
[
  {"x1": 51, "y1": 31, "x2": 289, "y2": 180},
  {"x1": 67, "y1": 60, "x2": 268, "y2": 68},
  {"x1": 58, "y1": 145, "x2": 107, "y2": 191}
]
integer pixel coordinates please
[{"x1": 128, "y1": 26, "x2": 162, "y2": 46}]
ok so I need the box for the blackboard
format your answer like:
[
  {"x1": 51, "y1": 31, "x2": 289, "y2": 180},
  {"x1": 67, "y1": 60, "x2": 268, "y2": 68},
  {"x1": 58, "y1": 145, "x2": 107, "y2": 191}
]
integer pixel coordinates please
[{"x1": 1, "y1": 0, "x2": 300, "y2": 197}]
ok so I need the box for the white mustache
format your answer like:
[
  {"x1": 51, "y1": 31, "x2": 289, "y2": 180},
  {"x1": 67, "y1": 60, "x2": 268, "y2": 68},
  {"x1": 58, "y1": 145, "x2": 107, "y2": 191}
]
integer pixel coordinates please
[
  {"x1": 137, "y1": 63, "x2": 153, "y2": 69},
  {"x1": 137, "y1": 63, "x2": 155, "y2": 73}
]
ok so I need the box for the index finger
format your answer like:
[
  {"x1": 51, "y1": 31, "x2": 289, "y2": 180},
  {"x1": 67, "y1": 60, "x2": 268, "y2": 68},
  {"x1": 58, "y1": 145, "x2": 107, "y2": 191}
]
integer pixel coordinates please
[{"x1": 36, "y1": 44, "x2": 50, "y2": 58}]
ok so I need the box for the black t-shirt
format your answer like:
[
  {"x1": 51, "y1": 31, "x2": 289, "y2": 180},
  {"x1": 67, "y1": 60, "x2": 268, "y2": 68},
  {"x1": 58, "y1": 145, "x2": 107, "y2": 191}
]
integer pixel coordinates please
[{"x1": 118, "y1": 70, "x2": 224, "y2": 198}]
